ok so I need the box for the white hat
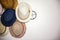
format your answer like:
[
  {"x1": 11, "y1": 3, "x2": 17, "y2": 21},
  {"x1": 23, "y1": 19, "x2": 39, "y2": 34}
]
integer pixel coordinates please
[{"x1": 16, "y1": 2, "x2": 32, "y2": 22}]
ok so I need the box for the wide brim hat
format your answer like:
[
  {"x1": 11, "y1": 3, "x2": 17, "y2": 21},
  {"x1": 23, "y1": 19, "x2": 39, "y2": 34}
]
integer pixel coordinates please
[
  {"x1": 16, "y1": 2, "x2": 32, "y2": 23},
  {"x1": 9, "y1": 20, "x2": 26, "y2": 38},
  {"x1": 1, "y1": 9, "x2": 16, "y2": 26}
]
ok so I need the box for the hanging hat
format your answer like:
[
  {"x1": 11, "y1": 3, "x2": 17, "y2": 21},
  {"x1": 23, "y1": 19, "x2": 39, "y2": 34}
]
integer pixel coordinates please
[
  {"x1": 16, "y1": 2, "x2": 32, "y2": 22},
  {"x1": 9, "y1": 20, "x2": 26, "y2": 38},
  {"x1": 0, "y1": 0, "x2": 14, "y2": 9},
  {"x1": 13, "y1": 0, "x2": 18, "y2": 9},
  {"x1": 0, "y1": 4, "x2": 4, "y2": 16},
  {"x1": 0, "y1": 0, "x2": 18, "y2": 9},
  {"x1": 1, "y1": 9, "x2": 16, "y2": 26},
  {"x1": 0, "y1": 21, "x2": 6, "y2": 35},
  {"x1": 0, "y1": 20, "x2": 8, "y2": 36}
]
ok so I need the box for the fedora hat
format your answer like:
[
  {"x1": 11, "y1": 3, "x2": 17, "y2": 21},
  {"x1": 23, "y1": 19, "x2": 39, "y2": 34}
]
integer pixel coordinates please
[
  {"x1": 1, "y1": 9, "x2": 16, "y2": 26},
  {"x1": 9, "y1": 20, "x2": 26, "y2": 38},
  {"x1": 16, "y1": 2, "x2": 32, "y2": 22}
]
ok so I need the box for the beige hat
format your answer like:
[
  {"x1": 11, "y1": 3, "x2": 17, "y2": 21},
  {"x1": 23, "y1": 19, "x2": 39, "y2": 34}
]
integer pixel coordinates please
[
  {"x1": 9, "y1": 20, "x2": 26, "y2": 38},
  {"x1": 0, "y1": 21, "x2": 8, "y2": 37}
]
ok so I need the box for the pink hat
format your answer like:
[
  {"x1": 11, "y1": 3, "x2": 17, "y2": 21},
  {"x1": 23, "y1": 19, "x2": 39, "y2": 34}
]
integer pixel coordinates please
[
  {"x1": 9, "y1": 20, "x2": 26, "y2": 38},
  {"x1": 0, "y1": 4, "x2": 4, "y2": 16}
]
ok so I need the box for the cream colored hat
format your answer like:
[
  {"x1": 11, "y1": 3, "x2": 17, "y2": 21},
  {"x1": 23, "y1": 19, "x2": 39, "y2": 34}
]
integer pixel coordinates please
[
  {"x1": 16, "y1": 2, "x2": 32, "y2": 22},
  {"x1": 9, "y1": 20, "x2": 26, "y2": 38}
]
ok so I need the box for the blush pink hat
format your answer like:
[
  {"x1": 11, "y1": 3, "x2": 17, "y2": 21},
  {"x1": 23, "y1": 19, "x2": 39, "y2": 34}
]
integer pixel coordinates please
[
  {"x1": 0, "y1": 4, "x2": 4, "y2": 16},
  {"x1": 9, "y1": 20, "x2": 26, "y2": 38}
]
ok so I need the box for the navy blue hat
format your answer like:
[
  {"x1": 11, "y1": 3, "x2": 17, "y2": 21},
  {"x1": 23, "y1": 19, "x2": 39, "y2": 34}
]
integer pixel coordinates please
[{"x1": 1, "y1": 9, "x2": 16, "y2": 27}]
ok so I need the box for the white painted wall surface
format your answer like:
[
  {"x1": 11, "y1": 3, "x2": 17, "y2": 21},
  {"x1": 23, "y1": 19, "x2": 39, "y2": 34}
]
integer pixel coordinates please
[{"x1": 0, "y1": 0, "x2": 60, "y2": 40}]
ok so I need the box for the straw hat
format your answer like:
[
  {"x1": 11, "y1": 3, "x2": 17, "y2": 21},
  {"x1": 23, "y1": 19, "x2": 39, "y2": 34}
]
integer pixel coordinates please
[
  {"x1": 13, "y1": 0, "x2": 18, "y2": 9},
  {"x1": 0, "y1": 0, "x2": 14, "y2": 9},
  {"x1": 0, "y1": 0, "x2": 18, "y2": 9},
  {"x1": 9, "y1": 20, "x2": 26, "y2": 38},
  {"x1": 0, "y1": 21, "x2": 8, "y2": 37}
]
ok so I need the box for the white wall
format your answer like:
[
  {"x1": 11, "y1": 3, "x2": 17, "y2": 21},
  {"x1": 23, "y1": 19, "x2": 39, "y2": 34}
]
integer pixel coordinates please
[{"x1": 0, "y1": 0, "x2": 60, "y2": 40}]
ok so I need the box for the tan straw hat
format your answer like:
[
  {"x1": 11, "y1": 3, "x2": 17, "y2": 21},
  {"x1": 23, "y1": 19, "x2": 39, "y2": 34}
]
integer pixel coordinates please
[
  {"x1": 0, "y1": 21, "x2": 8, "y2": 37},
  {"x1": 13, "y1": 0, "x2": 18, "y2": 9},
  {"x1": 0, "y1": 0, "x2": 14, "y2": 9},
  {"x1": 0, "y1": 0, "x2": 18, "y2": 9}
]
